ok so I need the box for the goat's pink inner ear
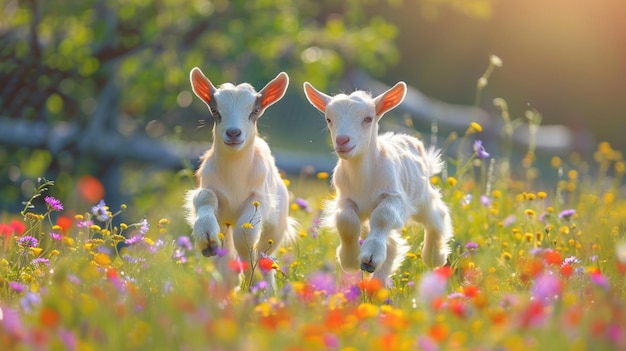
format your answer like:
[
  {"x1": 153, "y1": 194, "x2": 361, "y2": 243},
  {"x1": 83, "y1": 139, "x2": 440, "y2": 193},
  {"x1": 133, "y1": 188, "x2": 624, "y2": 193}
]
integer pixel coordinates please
[
  {"x1": 260, "y1": 73, "x2": 289, "y2": 109},
  {"x1": 190, "y1": 68, "x2": 213, "y2": 105},
  {"x1": 375, "y1": 82, "x2": 406, "y2": 116},
  {"x1": 303, "y1": 83, "x2": 328, "y2": 113}
]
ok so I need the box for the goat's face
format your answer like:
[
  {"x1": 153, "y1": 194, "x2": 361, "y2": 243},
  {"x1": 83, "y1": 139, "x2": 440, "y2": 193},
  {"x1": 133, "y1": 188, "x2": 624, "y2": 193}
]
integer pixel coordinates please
[
  {"x1": 190, "y1": 68, "x2": 289, "y2": 151},
  {"x1": 303, "y1": 81, "x2": 407, "y2": 160},
  {"x1": 324, "y1": 93, "x2": 377, "y2": 159}
]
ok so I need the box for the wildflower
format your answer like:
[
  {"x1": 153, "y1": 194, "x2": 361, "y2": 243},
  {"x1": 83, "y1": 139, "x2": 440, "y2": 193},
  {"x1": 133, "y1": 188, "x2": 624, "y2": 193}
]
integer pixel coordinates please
[
  {"x1": 589, "y1": 269, "x2": 609, "y2": 291},
  {"x1": 31, "y1": 257, "x2": 50, "y2": 266},
  {"x1": 316, "y1": 171, "x2": 329, "y2": 180},
  {"x1": 44, "y1": 196, "x2": 64, "y2": 211},
  {"x1": 558, "y1": 209, "x2": 576, "y2": 221},
  {"x1": 531, "y1": 271, "x2": 563, "y2": 303},
  {"x1": 16, "y1": 235, "x2": 38, "y2": 248},
  {"x1": 0, "y1": 223, "x2": 14, "y2": 237},
  {"x1": 77, "y1": 219, "x2": 94, "y2": 228},
  {"x1": 469, "y1": 122, "x2": 483, "y2": 133},
  {"x1": 49, "y1": 232, "x2": 62, "y2": 241},
  {"x1": 462, "y1": 194, "x2": 472, "y2": 206},
  {"x1": 241, "y1": 222, "x2": 254, "y2": 230},
  {"x1": 228, "y1": 259, "x2": 249, "y2": 273},
  {"x1": 308, "y1": 271, "x2": 337, "y2": 294},
  {"x1": 466, "y1": 242, "x2": 479, "y2": 251},
  {"x1": 447, "y1": 177, "x2": 457, "y2": 187},
  {"x1": 9, "y1": 281, "x2": 25, "y2": 293},
  {"x1": 91, "y1": 200, "x2": 110, "y2": 222},
  {"x1": 258, "y1": 256, "x2": 278, "y2": 275},
  {"x1": 417, "y1": 271, "x2": 448, "y2": 306},
  {"x1": 480, "y1": 195, "x2": 491, "y2": 206},
  {"x1": 11, "y1": 220, "x2": 26, "y2": 235},
  {"x1": 138, "y1": 218, "x2": 149, "y2": 235},
  {"x1": 93, "y1": 252, "x2": 111, "y2": 266},
  {"x1": 474, "y1": 140, "x2": 490, "y2": 159},
  {"x1": 295, "y1": 198, "x2": 311, "y2": 212}
]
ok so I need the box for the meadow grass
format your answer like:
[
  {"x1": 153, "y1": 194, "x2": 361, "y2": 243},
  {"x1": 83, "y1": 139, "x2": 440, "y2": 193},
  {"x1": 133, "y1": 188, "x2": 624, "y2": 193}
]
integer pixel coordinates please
[{"x1": 1, "y1": 128, "x2": 625, "y2": 351}]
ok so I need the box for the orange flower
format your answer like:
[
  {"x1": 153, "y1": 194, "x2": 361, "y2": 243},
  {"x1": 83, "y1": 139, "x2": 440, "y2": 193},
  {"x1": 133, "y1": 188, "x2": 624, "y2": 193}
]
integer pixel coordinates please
[
  {"x1": 77, "y1": 175, "x2": 105, "y2": 204},
  {"x1": 358, "y1": 278, "x2": 383, "y2": 295},
  {"x1": 40, "y1": 306, "x2": 60, "y2": 328}
]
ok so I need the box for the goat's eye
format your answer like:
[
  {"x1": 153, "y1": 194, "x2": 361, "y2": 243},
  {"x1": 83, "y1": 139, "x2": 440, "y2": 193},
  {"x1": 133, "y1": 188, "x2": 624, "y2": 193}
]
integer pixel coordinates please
[
  {"x1": 211, "y1": 110, "x2": 222, "y2": 122},
  {"x1": 363, "y1": 116, "x2": 373, "y2": 123},
  {"x1": 250, "y1": 108, "x2": 260, "y2": 117}
]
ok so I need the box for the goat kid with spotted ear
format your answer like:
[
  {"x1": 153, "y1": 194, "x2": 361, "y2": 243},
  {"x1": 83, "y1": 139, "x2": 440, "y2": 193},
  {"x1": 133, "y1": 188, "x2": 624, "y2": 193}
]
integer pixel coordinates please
[
  {"x1": 303, "y1": 81, "x2": 454, "y2": 286},
  {"x1": 185, "y1": 67, "x2": 297, "y2": 294}
]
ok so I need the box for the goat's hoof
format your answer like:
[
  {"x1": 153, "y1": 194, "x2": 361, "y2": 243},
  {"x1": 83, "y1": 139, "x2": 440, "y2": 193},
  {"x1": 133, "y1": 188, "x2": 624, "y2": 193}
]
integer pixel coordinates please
[
  {"x1": 201, "y1": 241, "x2": 218, "y2": 257},
  {"x1": 360, "y1": 260, "x2": 376, "y2": 273}
]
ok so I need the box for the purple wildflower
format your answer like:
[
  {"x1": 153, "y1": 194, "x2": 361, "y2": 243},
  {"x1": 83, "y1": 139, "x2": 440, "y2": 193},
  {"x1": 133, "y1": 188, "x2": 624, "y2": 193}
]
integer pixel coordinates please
[
  {"x1": 44, "y1": 196, "x2": 64, "y2": 211},
  {"x1": 138, "y1": 218, "x2": 149, "y2": 235},
  {"x1": 91, "y1": 200, "x2": 109, "y2": 222},
  {"x1": 308, "y1": 271, "x2": 337, "y2": 295},
  {"x1": 590, "y1": 271, "x2": 610, "y2": 291},
  {"x1": 417, "y1": 271, "x2": 448, "y2": 305},
  {"x1": 16, "y1": 235, "x2": 38, "y2": 248},
  {"x1": 77, "y1": 220, "x2": 94, "y2": 228},
  {"x1": 561, "y1": 256, "x2": 580, "y2": 267},
  {"x1": 531, "y1": 271, "x2": 563, "y2": 304},
  {"x1": 558, "y1": 209, "x2": 576, "y2": 221},
  {"x1": 19, "y1": 292, "x2": 41, "y2": 313},
  {"x1": 50, "y1": 232, "x2": 63, "y2": 241},
  {"x1": 465, "y1": 242, "x2": 479, "y2": 251},
  {"x1": 125, "y1": 234, "x2": 144, "y2": 245},
  {"x1": 31, "y1": 257, "x2": 50, "y2": 266},
  {"x1": 480, "y1": 195, "x2": 491, "y2": 206},
  {"x1": 177, "y1": 236, "x2": 193, "y2": 250},
  {"x1": 473, "y1": 140, "x2": 490, "y2": 159},
  {"x1": 9, "y1": 281, "x2": 24, "y2": 293},
  {"x1": 295, "y1": 198, "x2": 311, "y2": 212}
]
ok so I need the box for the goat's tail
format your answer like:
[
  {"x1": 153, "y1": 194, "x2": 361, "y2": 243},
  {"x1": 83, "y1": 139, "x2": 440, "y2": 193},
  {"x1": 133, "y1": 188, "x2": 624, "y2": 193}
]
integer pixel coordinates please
[
  {"x1": 425, "y1": 146, "x2": 445, "y2": 176},
  {"x1": 284, "y1": 216, "x2": 301, "y2": 245}
]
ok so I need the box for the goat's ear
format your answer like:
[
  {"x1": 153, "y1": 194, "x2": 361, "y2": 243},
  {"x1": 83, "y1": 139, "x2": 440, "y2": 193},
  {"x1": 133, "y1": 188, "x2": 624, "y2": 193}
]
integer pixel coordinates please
[
  {"x1": 190, "y1": 67, "x2": 216, "y2": 107},
  {"x1": 259, "y1": 72, "x2": 289, "y2": 110},
  {"x1": 374, "y1": 82, "x2": 406, "y2": 117},
  {"x1": 303, "y1": 82, "x2": 331, "y2": 113}
]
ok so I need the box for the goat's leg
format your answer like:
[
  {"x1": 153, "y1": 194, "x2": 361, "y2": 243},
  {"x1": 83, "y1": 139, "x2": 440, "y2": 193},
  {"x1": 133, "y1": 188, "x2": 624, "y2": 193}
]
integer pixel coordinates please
[
  {"x1": 360, "y1": 195, "x2": 405, "y2": 274},
  {"x1": 188, "y1": 188, "x2": 221, "y2": 257},
  {"x1": 214, "y1": 226, "x2": 242, "y2": 290},
  {"x1": 335, "y1": 198, "x2": 362, "y2": 272},
  {"x1": 420, "y1": 190, "x2": 453, "y2": 268},
  {"x1": 372, "y1": 230, "x2": 409, "y2": 287},
  {"x1": 232, "y1": 196, "x2": 266, "y2": 292}
]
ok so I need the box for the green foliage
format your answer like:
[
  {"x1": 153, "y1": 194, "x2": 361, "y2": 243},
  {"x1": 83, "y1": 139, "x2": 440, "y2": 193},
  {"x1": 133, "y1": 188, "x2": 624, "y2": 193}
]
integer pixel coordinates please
[{"x1": 0, "y1": 0, "x2": 402, "y2": 124}]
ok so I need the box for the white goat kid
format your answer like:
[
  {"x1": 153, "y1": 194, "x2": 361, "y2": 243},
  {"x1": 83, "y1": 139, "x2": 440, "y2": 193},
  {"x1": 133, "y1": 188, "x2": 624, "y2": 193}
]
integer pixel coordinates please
[
  {"x1": 186, "y1": 67, "x2": 294, "y2": 293},
  {"x1": 303, "y1": 81, "x2": 453, "y2": 285}
]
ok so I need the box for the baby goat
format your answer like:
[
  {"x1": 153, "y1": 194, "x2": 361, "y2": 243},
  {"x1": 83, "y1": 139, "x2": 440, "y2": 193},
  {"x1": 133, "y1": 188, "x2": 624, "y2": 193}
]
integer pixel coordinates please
[
  {"x1": 186, "y1": 67, "x2": 296, "y2": 293},
  {"x1": 303, "y1": 81, "x2": 453, "y2": 285}
]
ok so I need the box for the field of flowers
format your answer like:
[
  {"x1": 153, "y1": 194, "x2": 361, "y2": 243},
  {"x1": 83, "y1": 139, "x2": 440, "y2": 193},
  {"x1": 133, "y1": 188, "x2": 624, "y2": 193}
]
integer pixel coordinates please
[{"x1": 1, "y1": 124, "x2": 626, "y2": 350}]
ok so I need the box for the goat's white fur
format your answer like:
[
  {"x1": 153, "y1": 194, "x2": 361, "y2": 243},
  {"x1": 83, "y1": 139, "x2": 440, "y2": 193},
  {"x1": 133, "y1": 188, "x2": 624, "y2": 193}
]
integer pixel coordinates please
[
  {"x1": 303, "y1": 81, "x2": 453, "y2": 285},
  {"x1": 185, "y1": 67, "x2": 296, "y2": 293}
]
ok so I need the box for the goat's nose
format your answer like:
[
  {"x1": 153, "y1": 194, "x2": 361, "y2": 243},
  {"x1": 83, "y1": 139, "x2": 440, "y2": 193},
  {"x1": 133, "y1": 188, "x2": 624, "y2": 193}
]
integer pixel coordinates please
[
  {"x1": 226, "y1": 128, "x2": 242, "y2": 138},
  {"x1": 336, "y1": 135, "x2": 350, "y2": 146}
]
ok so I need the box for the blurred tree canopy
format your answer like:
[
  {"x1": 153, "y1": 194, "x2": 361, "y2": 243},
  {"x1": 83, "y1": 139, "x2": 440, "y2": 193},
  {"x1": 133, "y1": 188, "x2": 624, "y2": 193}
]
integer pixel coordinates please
[{"x1": 0, "y1": 0, "x2": 403, "y2": 126}]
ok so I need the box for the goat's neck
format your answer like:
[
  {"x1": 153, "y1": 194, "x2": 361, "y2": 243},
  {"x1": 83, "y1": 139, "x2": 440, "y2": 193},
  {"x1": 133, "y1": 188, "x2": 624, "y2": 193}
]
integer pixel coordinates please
[
  {"x1": 212, "y1": 140, "x2": 256, "y2": 171},
  {"x1": 339, "y1": 140, "x2": 380, "y2": 180}
]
